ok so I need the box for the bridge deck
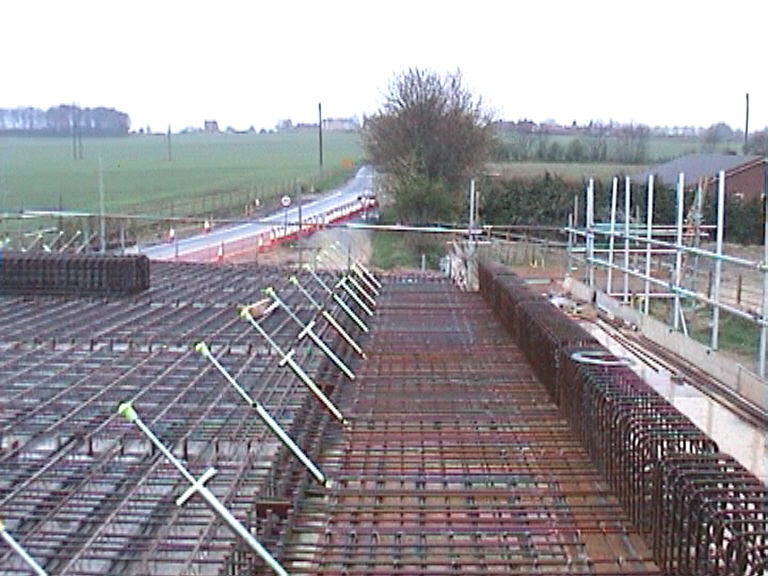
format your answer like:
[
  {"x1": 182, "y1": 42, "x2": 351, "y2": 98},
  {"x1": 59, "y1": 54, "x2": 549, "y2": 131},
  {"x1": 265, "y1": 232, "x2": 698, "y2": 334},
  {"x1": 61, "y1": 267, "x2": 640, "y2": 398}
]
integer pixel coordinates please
[{"x1": 282, "y1": 280, "x2": 660, "y2": 575}]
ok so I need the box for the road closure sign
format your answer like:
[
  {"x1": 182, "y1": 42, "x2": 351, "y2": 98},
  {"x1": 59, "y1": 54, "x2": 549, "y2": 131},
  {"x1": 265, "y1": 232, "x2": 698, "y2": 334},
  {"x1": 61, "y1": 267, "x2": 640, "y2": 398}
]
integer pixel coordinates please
[{"x1": 281, "y1": 195, "x2": 291, "y2": 208}]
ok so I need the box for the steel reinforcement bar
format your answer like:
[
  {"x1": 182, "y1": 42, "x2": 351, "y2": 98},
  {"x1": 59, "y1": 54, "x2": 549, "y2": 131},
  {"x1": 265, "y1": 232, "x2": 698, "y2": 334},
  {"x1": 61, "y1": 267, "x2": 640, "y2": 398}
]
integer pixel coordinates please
[
  {"x1": 279, "y1": 276, "x2": 662, "y2": 575},
  {"x1": 0, "y1": 261, "x2": 368, "y2": 575},
  {"x1": 479, "y1": 261, "x2": 768, "y2": 575},
  {"x1": 0, "y1": 252, "x2": 150, "y2": 297}
]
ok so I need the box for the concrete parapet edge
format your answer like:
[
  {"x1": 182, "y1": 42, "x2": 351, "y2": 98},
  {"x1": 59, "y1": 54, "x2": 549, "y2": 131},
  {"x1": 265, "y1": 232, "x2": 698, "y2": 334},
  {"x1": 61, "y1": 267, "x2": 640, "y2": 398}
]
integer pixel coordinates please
[{"x1": 563, "y1": 276, "x2": 768, "y2": 414}]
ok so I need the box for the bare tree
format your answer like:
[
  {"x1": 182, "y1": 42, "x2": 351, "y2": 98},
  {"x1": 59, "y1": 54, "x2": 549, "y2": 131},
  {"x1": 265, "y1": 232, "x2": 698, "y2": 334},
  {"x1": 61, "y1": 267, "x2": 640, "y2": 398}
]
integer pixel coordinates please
[
  {"x1": 585, "y1": 121, "x2": 608, "y2": 161},
  {"x1": 614, "y1": 123, "x2": 650, "y2": 163},
  {"x1": 746, "y1": 128, "x2": 768, "y2": 156},
  {"x1": 363, "y1": 68, "x2": 495, "y2": 223}
]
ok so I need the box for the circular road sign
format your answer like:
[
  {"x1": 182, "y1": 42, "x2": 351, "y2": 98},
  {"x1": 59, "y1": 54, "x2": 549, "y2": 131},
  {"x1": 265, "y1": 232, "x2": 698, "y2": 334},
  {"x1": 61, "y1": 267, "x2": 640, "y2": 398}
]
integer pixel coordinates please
[{"x1": 281, "y1": 195, "x2": 291, "y2": 208}]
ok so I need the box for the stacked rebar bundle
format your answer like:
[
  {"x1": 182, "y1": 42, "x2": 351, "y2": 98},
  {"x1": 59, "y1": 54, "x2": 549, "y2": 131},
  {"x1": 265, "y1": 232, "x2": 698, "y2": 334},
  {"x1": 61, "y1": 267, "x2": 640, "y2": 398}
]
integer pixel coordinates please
[
  {"x1": 479, "y1": 262, "x2": 768, "y2": 575},
  {"x1": 0, "y1": 252, "x2": 150, "y2": 296}
]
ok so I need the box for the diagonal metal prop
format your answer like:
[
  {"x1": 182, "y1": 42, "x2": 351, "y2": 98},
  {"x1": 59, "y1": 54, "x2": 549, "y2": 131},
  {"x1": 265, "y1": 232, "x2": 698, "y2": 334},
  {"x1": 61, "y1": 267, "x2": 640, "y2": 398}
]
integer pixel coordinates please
[
  {"x1": 240, "y1": 307, "x2": 350, "y2": 428},
  {"x1": 319, "y1": 250, "x2": 378, "y2": 308},
  {"x1": 328, "y1": 242, "x2": 381, "y2": 294},
  {"x1": 195, "y1": 342, "x2": 331, "y2": 486},
  {"x1": 117, "y1": 402, "x2": 289, "y2": 576},
  {"x1": 335, "y1": 275, "x2": 374, "y2": 317},
  {"x1": 262, "y1": 287, "x2": 355, "y2": 380},
  {"x1": 304, "y1": 265, "x2": 369, "y2": 333},
  {"x1": 289, "y1": 276, "x2": 365, "y2": 358},
  {"x1": 0, "y1": 517, "x2": 48, "y2": 576}
]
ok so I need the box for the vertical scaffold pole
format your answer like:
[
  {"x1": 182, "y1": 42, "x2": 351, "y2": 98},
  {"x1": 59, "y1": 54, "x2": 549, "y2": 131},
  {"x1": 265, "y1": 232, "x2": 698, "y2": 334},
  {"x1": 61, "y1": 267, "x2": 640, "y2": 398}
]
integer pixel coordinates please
[
  {"x1": 623, "y1": 176, "x2": 631, "y2": 303},
  {"x1": 760, "y1": 163, "x2": 768, "y2": 377},
  {"x1": 566, "y1": 213, "x2": 573, "y2": 275},
  {"x1": 644, "y1": 175, "x2": 655, "y2": 316},
  {"x1": 116, "y1": 402, "x2": 289, "y2": 576},
  {"x1": 607, "y1": 177, "x2": 618, "y2": 295},
  {"x1": 711, "y1": 171, "x2": 726, "y2": 350},
  {"x1": 673, "y1": 173, "x2": 685, "y2": 332},
  {"x1": 586, "y1": 179, "x2": 595, "y2": 288}
]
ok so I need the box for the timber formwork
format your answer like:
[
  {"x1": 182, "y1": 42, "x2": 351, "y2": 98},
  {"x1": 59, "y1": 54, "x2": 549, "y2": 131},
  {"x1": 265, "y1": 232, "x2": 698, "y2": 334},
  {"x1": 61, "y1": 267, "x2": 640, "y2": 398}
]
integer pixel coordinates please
[{"x1": 0, "y1": 262, "x2": 359, "y2": 575}]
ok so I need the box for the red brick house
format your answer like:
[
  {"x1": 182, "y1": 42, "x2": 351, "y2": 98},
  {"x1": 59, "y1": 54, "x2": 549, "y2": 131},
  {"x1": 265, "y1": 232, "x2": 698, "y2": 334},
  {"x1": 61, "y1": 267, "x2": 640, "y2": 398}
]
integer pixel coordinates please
[{"x1": 634, "y1": 154, "x2": 766, "y2": 201}]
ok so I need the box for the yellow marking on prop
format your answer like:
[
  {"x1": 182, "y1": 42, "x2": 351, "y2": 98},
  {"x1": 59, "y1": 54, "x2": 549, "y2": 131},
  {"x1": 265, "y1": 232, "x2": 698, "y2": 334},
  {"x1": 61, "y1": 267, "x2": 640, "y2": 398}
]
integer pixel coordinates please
[{"x1": 118, "y1": 401, "x2": 138, "y2": 422}]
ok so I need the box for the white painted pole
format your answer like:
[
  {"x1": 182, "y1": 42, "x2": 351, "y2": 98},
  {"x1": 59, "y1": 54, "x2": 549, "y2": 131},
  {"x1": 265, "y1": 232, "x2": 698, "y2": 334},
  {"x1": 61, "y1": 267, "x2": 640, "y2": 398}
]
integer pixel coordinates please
[
  {"x1": 759, "y1": 163, "x2": 768, "y2": 376},
  {"x1": 469, "y1": 179, "x2": 475, "y2": 231},
  {"x1": 623, "y1": 176, "x2": 631, "y2": 303},
  {"x1": 587, "y1": 178, "x2": 595, "y2": 287},
  {"x1": 289, "y1": 276, "x2": 365, "y2": 357},
  {"x1": 673, "y1": 173, "x2": 685, "y2": 331},
  {"x1": 240, "y1": 308, "x2": 349, "y2": 427},
  {"x1": 264, "y1": 287, "x2": 355, "y2": 380},
  {"x1": 567, "y1": 213, "x2": 573, "y2": 275},
  {"x1": 117, "y1": 404, "x2": 289, "y2": 576},
  {"x1": 644, "y1": 175, "x2": 655, "y2": 316},
  {"x1": 0, "y1": 521, "x2": 48, "y2": 576},
  {"x1": 711, "y1": 171, "x2": 725, "y2": 350},
  {"x1": 310, "y1": 270, "x2": 369, "y2": 332},
  {"x1": 607, "y1": 177, "x2": 618, "y2": 295},
  {"x1": 195, "y1": 342, "x2": 331, "y2": 486}
]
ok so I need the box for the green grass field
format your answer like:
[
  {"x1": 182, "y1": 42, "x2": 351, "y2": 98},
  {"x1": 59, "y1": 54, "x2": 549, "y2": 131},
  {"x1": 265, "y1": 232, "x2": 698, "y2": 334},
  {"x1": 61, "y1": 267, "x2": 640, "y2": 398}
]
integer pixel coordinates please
[{"x1": 0, "y1": 131, "x2": 362, "y2": 215}]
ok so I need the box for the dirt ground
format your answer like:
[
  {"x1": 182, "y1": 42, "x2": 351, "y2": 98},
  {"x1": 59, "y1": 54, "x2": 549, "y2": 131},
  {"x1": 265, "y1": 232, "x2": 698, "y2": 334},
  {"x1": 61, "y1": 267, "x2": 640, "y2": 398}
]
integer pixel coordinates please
[{"x1": 225, "y1": 227, "x2": 373, "y2": 271}]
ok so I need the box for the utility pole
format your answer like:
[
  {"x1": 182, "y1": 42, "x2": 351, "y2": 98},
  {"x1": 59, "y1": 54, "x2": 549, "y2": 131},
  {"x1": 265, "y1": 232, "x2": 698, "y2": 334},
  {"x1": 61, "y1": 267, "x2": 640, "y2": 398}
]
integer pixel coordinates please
[
  {"x1": 72, "y1": 104, "x2": 78, "y2": 160},
  {"x1": 98, "y1": 155, "x2": 106, "y2": 252},
  {"x1": 318, "y1": 102, "x2": 323, "y2": 169},
  {"x1": 297, "y1": 179, "x2": 303, "y2": 268},
  {"x1": 744, "y1": 93, "x2": 750, "y2": 154},
  {"x1": 166, "y1": 124, "x2": 172, "y2": 161}
]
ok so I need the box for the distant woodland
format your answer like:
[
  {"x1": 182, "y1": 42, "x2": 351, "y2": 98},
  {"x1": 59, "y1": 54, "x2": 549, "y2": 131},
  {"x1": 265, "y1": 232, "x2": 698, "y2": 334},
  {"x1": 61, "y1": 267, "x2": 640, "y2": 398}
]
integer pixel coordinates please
[{"x1": 0, "y1": 105, "x2": 130, "y2": 136}]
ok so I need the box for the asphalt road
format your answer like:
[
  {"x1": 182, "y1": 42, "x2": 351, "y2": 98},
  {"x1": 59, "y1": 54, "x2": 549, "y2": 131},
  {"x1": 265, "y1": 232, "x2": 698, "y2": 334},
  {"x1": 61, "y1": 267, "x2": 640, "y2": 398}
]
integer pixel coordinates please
[{"x1": 139, "y1": 165, "x2": 375, "y2": 261}]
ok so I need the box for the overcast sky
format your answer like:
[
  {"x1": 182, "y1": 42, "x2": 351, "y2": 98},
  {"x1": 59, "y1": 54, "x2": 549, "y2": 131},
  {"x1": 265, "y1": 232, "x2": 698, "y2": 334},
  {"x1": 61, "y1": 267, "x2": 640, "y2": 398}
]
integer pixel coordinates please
[{"x1": 2, "y1": 1, "x2": 767, "y2": 132}]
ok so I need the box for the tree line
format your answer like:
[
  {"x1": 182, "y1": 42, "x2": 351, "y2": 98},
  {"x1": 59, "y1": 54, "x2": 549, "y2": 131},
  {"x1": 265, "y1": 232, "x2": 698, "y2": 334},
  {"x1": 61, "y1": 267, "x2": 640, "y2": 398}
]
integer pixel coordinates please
[
  {"x1": 0, "y1": 105, "x2": 131, "y2": 137},
  {"x1": 479, "y1": 173, "x2": 765, "y2": 245},
  {"x1": 492, "y1": 120, "x2": 768, "y2": 164},
  {"x1": 491, "y1": 124, "x2": 650, "y2": 164}
]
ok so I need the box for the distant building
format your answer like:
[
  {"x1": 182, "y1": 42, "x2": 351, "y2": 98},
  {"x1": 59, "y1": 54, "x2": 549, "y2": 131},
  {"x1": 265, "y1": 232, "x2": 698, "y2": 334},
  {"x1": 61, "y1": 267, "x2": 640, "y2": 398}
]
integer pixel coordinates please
[
  {"x1": 204, "y1": 120, "x2": 219, "y2": 133},
  {"x1": 322, "y1": 117, "x2": 359, "y2": 131},
  {"x1": 633, "y1": 154, "x2": 766, "y2": 202},
  {"x1": 276, "y1": 119, "x2": 295, "y2": 132}
]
